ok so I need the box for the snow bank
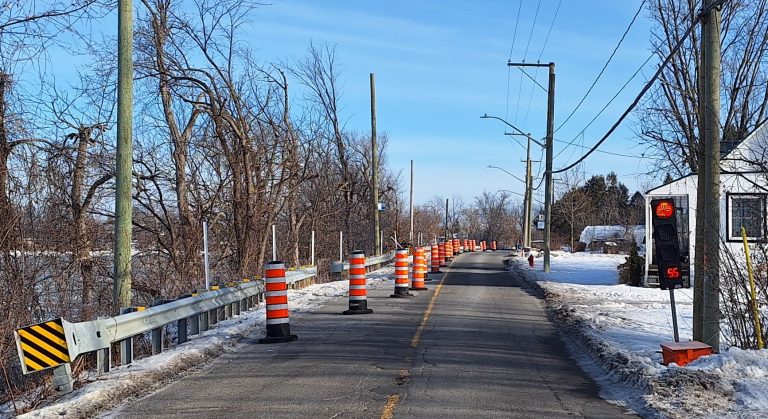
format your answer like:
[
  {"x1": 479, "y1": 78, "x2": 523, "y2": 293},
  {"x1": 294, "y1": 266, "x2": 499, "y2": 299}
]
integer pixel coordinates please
[{"x1": 517, "y1": 251, "x2": 768, "y2": 418}]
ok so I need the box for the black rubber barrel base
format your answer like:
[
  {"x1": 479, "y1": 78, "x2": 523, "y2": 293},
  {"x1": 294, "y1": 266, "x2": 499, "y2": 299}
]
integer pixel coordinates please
[
  {"x1": 390, "y1": 292, "x2": 414, "y2": 298},
  {"x1": 409, "y1": 286, "x2": 428, "y2": 291},
  {"x1": 259, "y1": 334, "x2": 298, "y2": 344},
  {"x1": 343, "y1": 300, "x2": 373, "y2": 315},
  {"x1": 343, "y1": 308, "x2": 374, "y2": 315},
  {"x1": 258, "y1": 323, "x2": 298, "y2": 344}
]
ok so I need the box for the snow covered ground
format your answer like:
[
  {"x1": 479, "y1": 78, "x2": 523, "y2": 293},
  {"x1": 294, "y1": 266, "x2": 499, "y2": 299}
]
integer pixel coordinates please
[
  {"x1": 521, "y1": 250, "x2": 768, "y2": 418},
  {"x1": 6, "y1": 252, "x2": 768, "y2": 418}
]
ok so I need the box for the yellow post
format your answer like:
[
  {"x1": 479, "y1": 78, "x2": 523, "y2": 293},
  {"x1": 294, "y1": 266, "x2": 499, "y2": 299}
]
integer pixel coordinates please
[{"x1": 741, "y1": 226, "x2": 764, "y2": 349}]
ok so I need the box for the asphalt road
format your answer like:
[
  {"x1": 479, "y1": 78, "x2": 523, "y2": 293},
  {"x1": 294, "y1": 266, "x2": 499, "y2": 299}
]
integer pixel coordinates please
[{"x1": 109, "y1": 251, "x2": 633, "y2": 418}]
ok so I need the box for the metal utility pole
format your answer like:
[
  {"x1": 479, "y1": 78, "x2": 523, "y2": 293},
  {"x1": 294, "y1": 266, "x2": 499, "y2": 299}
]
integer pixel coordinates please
[
  {"x1": 697, "y1": 0, "x2": 721, "y2": 350},
  {"x1": 409, "y1": 160, "x2": 414, "y2": 244},
  {"x1": 370, "y1": 73, "x2": 381, "y2": 256},
  {"x1": 114, "y1": 0, "x2": 134, "y2": 310},
  {"x1": 506, "y1": 62, "x2": 555, "y2": 272}
]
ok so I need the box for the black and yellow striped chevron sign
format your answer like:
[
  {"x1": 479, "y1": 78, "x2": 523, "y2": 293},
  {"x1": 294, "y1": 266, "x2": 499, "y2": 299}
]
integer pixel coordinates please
[{"x1": 15, "y1": 318, "x2": 71, "y2": 374}]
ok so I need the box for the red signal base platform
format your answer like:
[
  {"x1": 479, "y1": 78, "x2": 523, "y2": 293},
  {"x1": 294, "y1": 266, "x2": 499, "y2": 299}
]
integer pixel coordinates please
[{"x1": 660, "y1": 341, "x2": 713, "y2": 367}]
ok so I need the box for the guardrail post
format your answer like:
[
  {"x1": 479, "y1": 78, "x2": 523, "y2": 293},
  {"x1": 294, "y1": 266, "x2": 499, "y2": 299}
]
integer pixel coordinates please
[
  {"x1": 151, "y1": 326, "x2": 164, "y2": 354},
  {"x1": 178, "y1": 317, "x2": 188, "y2": 344},
  {"x1": 233, "y1": 300, "x2": 241, "y2": 316},
  {"x1": 209, "y1": 307, "x2": 218, "y2": 326},
  {"x1": 96, "y1": 347, "x2": 111, "y2": 375},
  {"x1": 94, "y1": 316, "x2": 111, "y2": 375},
  {"x1": 225, "y1": 303, "x2": 232, "y2": 319},
  {"x1": 200, "y1": 311, "x2": 209, "y2": 332},
  {"x1": 119, "y1": 308, "x2": 134, "y2": 365},
  {"x1": 330, "y1": 261, "x2": 344, "y2": 282},
  {"x1": 190, "y1": 313, "x2": 200, "y2": 336},
  {"x1": 52, "y1": 363, "x2": 74, "y2": 393}
]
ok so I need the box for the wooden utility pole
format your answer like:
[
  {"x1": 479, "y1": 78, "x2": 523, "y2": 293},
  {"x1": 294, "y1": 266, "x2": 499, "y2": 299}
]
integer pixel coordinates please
[
  {"x1": 696, "y1": 0, "x2": 721, "y2": 350},
  {"x1": 543, "y1": 63, "x2": 555, "y2": 273},
  {"x1": 370, "y1": 73, "x2": 381, "y2": 256},
  {"x1": 524, "y1": 135, "x2": 533, "y2": 248},
  {"x1": 114, "y1": 0, "x2": 134, "y2": 310},
  {"x1": 506, "y1": 62, "x2": 555, "y2": 272}
]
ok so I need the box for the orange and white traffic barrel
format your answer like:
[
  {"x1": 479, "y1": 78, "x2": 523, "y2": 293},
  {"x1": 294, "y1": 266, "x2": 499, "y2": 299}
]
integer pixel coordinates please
[
  {"x1": 463, "y1": 239, "x2": 469, "y2": 252},
  {"x1": 410, "y1": 247, "x2": 428, "y2": 290},
  {"x1": 391, "y1": 249, "x2": 413, "y2": 298},
  {"x1": 438, "y1": 242, "x2": 447, "y2": 267},
  {"x1": 343, "y1": 250, "x2": 373, "y2": 314},
  {"x1": 445, "y1": 240, "x2": 453, "y2": 261},
  {"x1": 258, "y1": 261, "x2": 298, "y2": 344},
  {"x1": 453, "y1": 239, "x2": 460, "y2": 255},
  {"x1": 430, "y1": 244, "x2": 440, "y2": 274},
  {"x1": 491, "y1": 241, "x2": 497, "y2": 251}
]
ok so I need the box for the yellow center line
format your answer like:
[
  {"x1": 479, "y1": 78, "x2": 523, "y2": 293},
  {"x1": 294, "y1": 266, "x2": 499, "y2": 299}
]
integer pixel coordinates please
[
  {"x1": 411, "y1": 274, "x2": 446, "y2": 348},
  {"x1": 380, "y1": 394, "x2": 400, "y2": 419}
]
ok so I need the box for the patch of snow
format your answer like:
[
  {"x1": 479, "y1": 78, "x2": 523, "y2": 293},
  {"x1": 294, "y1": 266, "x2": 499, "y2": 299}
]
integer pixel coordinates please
[{"x1": 518, "y1": 250, "x2": 768, "y2": 418}]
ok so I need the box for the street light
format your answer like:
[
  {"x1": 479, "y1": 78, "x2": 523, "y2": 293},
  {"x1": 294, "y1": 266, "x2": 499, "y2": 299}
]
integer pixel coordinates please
[
  {"x1": 481, "y1": 114, "x2": 544, "y2": 147},
  {"x1": 487, "y1": 165, "x2": 525, "y2": 183},
  {"x1": 481, "y1": 114, "x2": 541, "y2": 251}
]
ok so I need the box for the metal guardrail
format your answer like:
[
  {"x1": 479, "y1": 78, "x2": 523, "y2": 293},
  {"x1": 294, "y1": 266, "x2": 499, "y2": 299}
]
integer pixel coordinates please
[
  {"x1": 14, "y1": 253, "x2": 395, "y2": 393},
  {"x1": 330, "y1": 251, "x2": 395, "y2": 273}
]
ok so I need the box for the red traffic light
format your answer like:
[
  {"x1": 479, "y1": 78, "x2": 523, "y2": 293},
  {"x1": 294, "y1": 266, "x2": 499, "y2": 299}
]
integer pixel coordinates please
[{"x1": 655, "y1": 200, "x2": 675, "y2": 219}]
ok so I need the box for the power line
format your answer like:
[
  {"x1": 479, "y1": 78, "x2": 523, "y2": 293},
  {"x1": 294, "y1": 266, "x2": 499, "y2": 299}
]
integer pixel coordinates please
[
  {"x1": 555, "y1": 0, "x2": 647, "y2": 133},
  {"x1": 554, "y1": 137, "x2": 665, "y2": 160},
  {"x1": 515, "y1": 0, "x2": 540, "y2": 124},
  {"x1": 552, "y1": 10, "x2": 705, "y2": 175},
  {"x1": 554, "y1": 51, "x2": 655, "y2": 161},
  {"x1": 537, "y1": 0, "x2": 562, "y2": 62},
  {"x1": 505, "y1": 0, "x2": 523, "y2": 121},
  {"x1": 522, "y1": 0, "x2": 542, "y2": 60},
  {"x1": 507, "y1": 0, "x2": 523, "y2": 61},
  {"x1": 522, "y1": 0, "x2": 554, "y2": 128}
]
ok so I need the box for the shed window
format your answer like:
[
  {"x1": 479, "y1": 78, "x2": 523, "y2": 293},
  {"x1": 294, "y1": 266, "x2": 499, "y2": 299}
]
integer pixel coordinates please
[{"x1": 729, "y1": 195, "x2": 766, "y2": 241}]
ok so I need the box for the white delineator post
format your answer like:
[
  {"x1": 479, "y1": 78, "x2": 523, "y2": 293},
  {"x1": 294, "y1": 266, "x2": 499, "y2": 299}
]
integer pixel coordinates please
[
  {"x1": 272, "y1": 224, "x2": 277, "y2": 261},
  {"x1": 203, "y1": 220, "x2": 210, "y2": 289},
  {"x1": 311, "y1": 230, "x2": 315, "y2": 266}
]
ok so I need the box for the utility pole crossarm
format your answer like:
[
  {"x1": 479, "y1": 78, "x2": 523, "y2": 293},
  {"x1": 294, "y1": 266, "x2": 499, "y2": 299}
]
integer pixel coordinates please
[{"x1": 507, "y1": 61, "x2": 553, "y2": 68}]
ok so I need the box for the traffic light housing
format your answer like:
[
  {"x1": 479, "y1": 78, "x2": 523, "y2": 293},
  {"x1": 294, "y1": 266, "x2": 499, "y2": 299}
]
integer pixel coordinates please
[{"x1": 651, "y1": 199, "x2": 683, "y2": 289}]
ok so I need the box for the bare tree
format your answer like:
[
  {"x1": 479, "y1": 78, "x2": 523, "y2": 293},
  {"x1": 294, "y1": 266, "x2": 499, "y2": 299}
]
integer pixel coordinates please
[{"x1": 639, "y1": 0, "x2": 768, "y2": 176}]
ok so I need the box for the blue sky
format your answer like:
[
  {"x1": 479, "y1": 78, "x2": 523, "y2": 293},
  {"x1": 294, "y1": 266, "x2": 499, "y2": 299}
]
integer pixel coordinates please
[{"x1": 244, "y1": 1, "x2": 658, "y2": 205}]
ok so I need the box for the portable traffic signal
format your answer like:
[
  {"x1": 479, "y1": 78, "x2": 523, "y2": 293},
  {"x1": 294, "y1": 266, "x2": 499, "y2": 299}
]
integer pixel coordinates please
[{"x1": 651, "y1": 199, "x2": 683, "y2": 289}]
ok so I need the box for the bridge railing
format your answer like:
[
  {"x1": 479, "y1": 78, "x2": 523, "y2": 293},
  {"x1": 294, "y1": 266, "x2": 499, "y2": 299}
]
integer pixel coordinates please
[{"x1": 14, "y1": 252, "x2": 394, "y2": 393}]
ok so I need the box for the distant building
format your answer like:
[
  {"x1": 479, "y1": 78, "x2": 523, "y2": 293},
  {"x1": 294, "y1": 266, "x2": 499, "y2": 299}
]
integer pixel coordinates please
[{"x1": 578, "y1": 225, "x2": 644, "y2": 254}]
